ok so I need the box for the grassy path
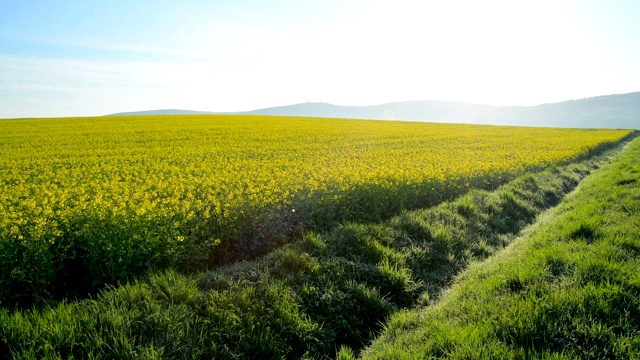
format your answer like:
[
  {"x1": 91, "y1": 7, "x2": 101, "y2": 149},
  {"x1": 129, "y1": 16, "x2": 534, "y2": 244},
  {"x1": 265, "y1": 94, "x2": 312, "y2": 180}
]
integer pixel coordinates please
[{"x1": 359, "y1": 138, "x2": 640, "y2": 359}]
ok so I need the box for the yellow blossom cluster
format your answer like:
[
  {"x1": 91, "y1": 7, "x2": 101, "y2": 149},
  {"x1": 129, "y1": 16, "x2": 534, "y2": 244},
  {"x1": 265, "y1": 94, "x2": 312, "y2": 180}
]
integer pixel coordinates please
[{"x1": 0, "y1": 115, "x2": 631, "y2": 257}]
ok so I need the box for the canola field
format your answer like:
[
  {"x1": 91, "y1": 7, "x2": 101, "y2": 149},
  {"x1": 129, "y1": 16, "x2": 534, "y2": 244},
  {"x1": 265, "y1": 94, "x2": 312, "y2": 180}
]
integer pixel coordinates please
[{"x1": 0, "y1": 115, "x2": 633, "y2": 306}]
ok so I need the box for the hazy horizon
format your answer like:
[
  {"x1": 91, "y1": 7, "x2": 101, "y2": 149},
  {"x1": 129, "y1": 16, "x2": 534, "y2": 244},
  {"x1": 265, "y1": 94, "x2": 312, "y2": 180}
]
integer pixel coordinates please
[
  {"x1": 1, "y1": 0, "x2": 640, "y2": 118},
  {"x1": 2, "y1": 91, "x2": 638, "y2": 120}
]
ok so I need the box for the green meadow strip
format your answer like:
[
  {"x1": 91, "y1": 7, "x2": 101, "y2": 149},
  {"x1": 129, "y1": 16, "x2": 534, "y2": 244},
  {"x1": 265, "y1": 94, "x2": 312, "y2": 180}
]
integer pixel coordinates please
[
  {"x1": 360, "y1": 138, "x2": 640, "y2": 359},
  {"x1": 1, "y1": 136, "x2": 636, "y2": 359}
]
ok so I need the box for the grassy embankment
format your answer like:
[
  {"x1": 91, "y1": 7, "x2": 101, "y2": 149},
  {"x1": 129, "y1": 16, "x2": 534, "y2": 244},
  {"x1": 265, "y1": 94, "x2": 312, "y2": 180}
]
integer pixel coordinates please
[
  {"x1": 1, "y1": 133, "x2": 636, "y2": 359},
  {"x1": 358, "y1": 137, "x2": 640, "y2": 359}
]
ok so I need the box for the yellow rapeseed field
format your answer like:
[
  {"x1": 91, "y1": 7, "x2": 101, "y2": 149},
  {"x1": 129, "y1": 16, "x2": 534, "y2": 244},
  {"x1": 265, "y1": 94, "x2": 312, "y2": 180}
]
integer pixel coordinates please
[{"x1": 0, "y1": 115, "x2": 632, "y2": 296}]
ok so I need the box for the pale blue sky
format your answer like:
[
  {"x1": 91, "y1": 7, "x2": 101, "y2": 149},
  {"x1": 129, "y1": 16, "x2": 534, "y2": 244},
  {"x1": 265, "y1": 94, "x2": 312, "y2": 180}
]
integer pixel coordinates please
[{"x1": 1, "y1": 0, "x2": 639, "y2": 118}]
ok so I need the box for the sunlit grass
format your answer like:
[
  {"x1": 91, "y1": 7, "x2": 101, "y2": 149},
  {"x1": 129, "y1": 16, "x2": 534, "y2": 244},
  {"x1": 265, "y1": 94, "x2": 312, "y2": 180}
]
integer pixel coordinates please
[{"x1": 361, "y1": 137, "x2": 640, "y2": 359}]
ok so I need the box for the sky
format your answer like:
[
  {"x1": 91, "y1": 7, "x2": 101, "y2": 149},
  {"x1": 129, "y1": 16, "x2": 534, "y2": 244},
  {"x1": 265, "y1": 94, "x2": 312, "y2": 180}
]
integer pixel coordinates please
[{"x1": 1, "y1": 0, "x2": 639, "y2": 118}]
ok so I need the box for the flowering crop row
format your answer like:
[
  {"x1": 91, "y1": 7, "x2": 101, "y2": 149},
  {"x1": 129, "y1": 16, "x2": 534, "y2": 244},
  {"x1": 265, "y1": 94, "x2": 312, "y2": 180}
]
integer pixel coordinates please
[{"x1": 0, "y1": 115, "x2": 633, "y2": 305}]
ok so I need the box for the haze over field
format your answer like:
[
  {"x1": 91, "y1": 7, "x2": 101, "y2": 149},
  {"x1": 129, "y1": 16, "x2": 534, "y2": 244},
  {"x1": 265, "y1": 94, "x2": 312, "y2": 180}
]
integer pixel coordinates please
[
  {"x1": 1, "y1": 0, "x2": 639, "y2": 119},
  {"x1": 111, "y1": 92, "x2": 640, "y2": 129}
]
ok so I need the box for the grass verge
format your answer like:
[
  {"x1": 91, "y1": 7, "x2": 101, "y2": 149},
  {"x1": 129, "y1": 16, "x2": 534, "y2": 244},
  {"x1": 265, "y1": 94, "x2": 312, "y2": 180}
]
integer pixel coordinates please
[
  {"x1": 360, "y1": 138, "x2": 640, "y2": 359},
  {"x1": 1, "y1": 136, "x2": 636, "y2": 359}
]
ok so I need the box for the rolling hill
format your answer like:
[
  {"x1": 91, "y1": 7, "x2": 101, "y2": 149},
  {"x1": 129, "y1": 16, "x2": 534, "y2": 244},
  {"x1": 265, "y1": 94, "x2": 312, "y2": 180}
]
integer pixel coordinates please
[
  {"x1": 108, "y1": 92, "x2": 640, "y2": 129},
  {"x1": 108, "y1": 109, "x2": 216, "y2": 116}
]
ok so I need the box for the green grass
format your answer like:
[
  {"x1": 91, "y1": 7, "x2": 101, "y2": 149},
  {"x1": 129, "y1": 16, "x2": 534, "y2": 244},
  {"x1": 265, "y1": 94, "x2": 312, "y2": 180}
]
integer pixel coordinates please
[
  {"x1": 360, "y1": 138, "x2": 640, "y2": 359},
  {"x1": 3, "y1": 136, "x2": 635, "y2": 359}
]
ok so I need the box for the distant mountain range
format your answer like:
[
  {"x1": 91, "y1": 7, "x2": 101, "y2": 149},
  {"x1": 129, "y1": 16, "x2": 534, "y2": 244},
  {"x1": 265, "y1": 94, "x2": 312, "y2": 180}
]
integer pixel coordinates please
[
  {"x1": 108, "y1": 92, "x2": 640, "y2": 129},
  {"x1": 108, "y1": 109, "x2": 217, "y2": 116}
]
